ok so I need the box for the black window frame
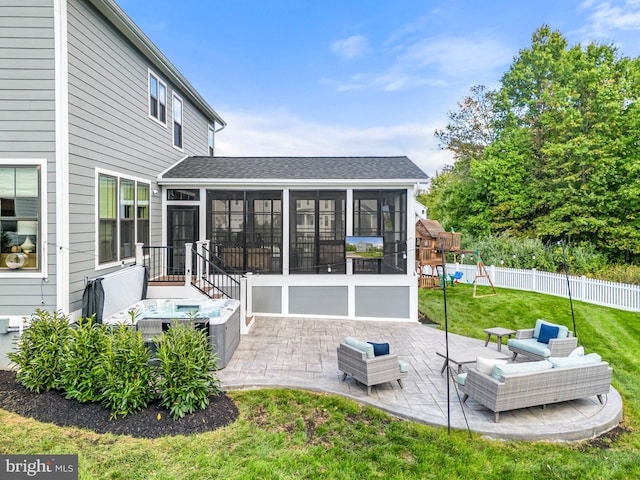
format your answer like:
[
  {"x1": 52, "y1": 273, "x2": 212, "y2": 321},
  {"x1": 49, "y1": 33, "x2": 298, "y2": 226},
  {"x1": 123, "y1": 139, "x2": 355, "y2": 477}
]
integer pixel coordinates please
[
  {"x1": 289, "y1": 190, "x2": 346, "y2": 274},
  {"x1": 353, "y1": 189, "x2": 407, "y2": 274},
  {"x1": 207, "y1": 190, "x2": 282, "y2": 274}
]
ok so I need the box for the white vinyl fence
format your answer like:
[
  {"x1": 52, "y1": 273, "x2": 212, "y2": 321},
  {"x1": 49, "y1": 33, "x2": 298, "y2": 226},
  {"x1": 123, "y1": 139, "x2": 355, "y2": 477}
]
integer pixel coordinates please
[{"x1": 446, "y1": 263, "x2": 640, "y2": 312}]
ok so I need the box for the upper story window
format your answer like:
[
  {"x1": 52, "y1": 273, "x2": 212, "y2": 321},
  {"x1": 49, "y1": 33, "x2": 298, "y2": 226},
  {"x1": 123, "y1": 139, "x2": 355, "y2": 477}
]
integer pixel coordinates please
[
  {"x1": 0, "y1": 165, "x2": 42, "y2": 271},
  {"x1": 208, "y1": 125, "x2": 215, "y2": 156},
  {"x1": 148, "y1": 70, "x2": 167, "y2": 125},
  {"x1": 173, "y1": 94, "x2": 183, "y2": 150},
  {"x1": 98, "y1": 172, "x2": 150, "y2": 266}
]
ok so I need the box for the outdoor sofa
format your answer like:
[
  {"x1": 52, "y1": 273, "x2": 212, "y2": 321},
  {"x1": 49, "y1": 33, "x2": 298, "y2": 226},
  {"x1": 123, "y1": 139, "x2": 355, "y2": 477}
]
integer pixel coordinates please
[
  {"x1": 337, "y1": 337, "x2": 408, "y2": 395},
  {"x1": 458, "y1": 354, "x2": 612, "y2": 422},
  {"x1": 507, "y1": 319, "x2": 578, "y2": 361}
]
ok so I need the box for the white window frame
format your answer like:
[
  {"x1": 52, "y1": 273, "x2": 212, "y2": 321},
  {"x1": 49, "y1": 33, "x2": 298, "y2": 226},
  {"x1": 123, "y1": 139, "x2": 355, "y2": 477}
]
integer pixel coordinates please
[
  {"x1": 208, "y1": 124, "x2": 215, "y2": 156},
  {"x1": 148, "y1": 69, "x2": 167, "y2": 126},
  {"x1": 95, "y1": 168, "x2": 151, "y2": 270},
  {"x1": 0, "y1": 158, "x2": 48, "y2": 279},
  {"x1": 172, "y1": 93, "x2": 184, "y2": 151}
]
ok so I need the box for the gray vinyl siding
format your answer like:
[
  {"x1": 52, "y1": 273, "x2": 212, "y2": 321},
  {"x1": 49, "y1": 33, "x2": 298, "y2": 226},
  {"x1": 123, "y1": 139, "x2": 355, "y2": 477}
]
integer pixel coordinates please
[
  {"x1": 66, "y1": 0, "x2": 213, "y2": 312},
  {"x1": 0, "y1": 1, "x2": 57, "y2": 315},
  {"x1": 355, "y1": 286, "x2": 410, "y2": 319},
  {"x1": 289, "y1": 287, "x2": 349, "y2": 317}
]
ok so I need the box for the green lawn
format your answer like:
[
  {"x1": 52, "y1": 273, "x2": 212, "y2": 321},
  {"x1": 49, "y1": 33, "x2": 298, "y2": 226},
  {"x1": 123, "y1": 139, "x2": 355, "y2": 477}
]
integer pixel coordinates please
[{"x1": 2, "y1": 285, "x2": 640, "y2": 479}]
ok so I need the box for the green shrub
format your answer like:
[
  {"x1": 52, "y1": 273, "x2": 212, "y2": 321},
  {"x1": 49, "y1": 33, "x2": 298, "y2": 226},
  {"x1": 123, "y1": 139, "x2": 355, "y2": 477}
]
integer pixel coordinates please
[
  {"x1": 154, "y1": 321, "x2": 220, "y2": 419},
  {"x1": 596, "y1": 264, "x2": 640, "y2": 284},
  {"x1": 8, "y1": 309, "x2": 71, "y2": 393},
  {"x1": 60, "y1": 316, "x2": 108, "y2": 403},
  {"x1": 458, "y1": 234, "x2": 609, "y2": 277},
  {"x1": 97, "y1": 323, "x2": 155, "y2": 418}
]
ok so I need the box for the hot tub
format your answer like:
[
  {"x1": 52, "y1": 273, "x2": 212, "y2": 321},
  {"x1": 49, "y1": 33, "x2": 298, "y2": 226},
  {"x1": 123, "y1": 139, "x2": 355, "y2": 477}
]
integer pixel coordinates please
[{"x1": 110, "y1": 298, "x2": 240, "y2": 369}]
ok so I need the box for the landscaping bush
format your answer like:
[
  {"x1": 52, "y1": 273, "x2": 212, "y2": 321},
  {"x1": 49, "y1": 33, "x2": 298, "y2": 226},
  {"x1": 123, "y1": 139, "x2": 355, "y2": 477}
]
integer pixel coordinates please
[
  {"x1": 154, "y1": 321, "x2": 220, "y2": 419},
  {"x1": 60, "y1": 316, "x2": 108, "y2": 403},
  {"x1": 9, "y1": 308, "x2": 223, "y2": 421},
  {"x1": 97, "y1": 323, "x2": 155, "y2": 418},
  {"x1": 7, "y1": 309, "x2": 71, "y2": 393},
  {"x1": 457, "y1": 234, "x2": 609, "y2": 278}
]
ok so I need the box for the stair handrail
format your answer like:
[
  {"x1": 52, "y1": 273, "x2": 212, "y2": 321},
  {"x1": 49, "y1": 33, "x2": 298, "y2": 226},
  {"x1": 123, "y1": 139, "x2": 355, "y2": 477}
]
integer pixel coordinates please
[{"x1": 191, "y1": 244, "x2": 242, "y2": 300}]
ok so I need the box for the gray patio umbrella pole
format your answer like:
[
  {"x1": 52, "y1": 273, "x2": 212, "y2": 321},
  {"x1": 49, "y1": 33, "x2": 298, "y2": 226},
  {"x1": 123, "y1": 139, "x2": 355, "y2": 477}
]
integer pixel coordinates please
[
  {"x1": 440, "y1": 238, "x2": 451, "y2": 435},
  {"x1": 559, "y1": 240, "x2": 577, "y2": 339}
]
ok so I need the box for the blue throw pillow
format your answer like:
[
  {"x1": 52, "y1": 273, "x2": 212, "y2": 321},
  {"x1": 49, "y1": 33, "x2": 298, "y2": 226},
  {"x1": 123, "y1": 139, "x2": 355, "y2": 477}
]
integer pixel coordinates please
[
  {"x1": 538, "y1": 323, "x2": 560, "y2": 344},
  {"x1": 367, "y1": 341, "x2": 390, "y2": 356}
]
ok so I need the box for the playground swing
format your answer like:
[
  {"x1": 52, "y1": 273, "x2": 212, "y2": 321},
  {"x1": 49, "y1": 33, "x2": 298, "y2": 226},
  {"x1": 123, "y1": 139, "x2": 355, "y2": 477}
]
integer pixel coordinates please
[{"x1": 472, "y1": 253, "x2": 497, "y2": 298}]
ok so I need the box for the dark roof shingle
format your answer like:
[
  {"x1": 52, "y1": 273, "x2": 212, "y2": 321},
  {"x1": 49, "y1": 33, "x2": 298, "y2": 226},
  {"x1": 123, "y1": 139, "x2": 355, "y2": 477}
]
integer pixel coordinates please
[{"x1": 161, "y1": 156, "x2": 429, "y2": 181}]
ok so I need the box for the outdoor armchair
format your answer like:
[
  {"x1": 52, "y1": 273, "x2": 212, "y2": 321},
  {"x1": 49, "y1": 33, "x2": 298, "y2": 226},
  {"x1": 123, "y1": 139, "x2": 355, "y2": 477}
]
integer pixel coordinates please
[{"x1": 337, "y1": 338, "x2": 408, "y2": 395}]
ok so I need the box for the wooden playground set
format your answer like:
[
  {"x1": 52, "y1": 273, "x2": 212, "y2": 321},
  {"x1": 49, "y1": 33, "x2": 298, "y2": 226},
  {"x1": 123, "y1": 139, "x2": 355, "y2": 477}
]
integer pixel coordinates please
[{"x1": 415, "y1": 219, "x2": 496, "y2": 297}]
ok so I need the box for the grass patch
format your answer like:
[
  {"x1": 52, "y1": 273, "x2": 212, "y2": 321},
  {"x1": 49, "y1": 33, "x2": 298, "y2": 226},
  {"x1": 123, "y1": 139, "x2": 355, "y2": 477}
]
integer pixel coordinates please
[{"x1": 2, "y1": 285, "x2": 640, "y2": 478}]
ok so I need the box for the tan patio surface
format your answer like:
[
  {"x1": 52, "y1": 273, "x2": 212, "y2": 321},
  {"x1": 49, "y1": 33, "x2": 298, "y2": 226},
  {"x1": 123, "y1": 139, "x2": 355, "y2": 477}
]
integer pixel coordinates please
[{"x1": 216, "y1": 316, "x2": 623, "y2": 442}]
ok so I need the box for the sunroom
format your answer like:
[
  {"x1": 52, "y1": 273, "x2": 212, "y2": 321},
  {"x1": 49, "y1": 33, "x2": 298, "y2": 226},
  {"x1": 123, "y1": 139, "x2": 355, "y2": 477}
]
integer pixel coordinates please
[{"x1": 156, "y1": 156, "x2": 429, "y2": 322}]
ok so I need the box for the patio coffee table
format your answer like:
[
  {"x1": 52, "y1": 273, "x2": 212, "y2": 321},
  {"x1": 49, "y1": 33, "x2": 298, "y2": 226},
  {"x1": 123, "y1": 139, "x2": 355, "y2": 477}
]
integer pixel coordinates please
[
  {"x1": 483, "y1": 327, "x2": 517, "y2": 352},
  {"x1": 436, "y1": 347, "x2": 510, "y2": 374}
]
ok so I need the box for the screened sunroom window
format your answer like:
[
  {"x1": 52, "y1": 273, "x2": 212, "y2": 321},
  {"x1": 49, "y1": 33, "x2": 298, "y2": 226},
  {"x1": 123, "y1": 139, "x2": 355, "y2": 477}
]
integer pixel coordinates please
[
  {"x1": 353, "y1": 190, "x2": 407, "y2": 274},
  {"x1": 207, "y1": 190, "x2": 282, "y2": 273},
  {"x1": 289, "y1": 191, "x2": 346, "y2": 274}
]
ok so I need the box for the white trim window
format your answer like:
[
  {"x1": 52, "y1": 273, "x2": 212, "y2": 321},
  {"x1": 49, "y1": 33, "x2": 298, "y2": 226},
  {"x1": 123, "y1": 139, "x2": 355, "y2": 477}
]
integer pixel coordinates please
[
  {"x1": 173, "y1": 94, "x2": 183, "y2": 150},
  {"x1": 98, "y1": 172, "x2": 150, "y2": 266},
  {"x1": 0, "y1": 161, "x2": 46, "y2": 273},
  {"x1": 148, "y1": 70, "x2": 167, "y2": 125},
  {"x1": 208, "y1": 124, "x2": 215, "y2": 156}
]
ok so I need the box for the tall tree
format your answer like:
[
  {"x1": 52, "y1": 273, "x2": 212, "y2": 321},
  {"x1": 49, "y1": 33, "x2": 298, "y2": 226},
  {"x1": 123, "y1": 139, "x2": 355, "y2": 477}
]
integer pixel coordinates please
[
  {"x1": 426, "y1": 85, "x2": 497, "y2": 234},
  {"x1": 430, "y1": 26, "x2": 640, "y2": 262},
  {"x1": 434, "y1": 84, "x2": 497, "y2": 174}
]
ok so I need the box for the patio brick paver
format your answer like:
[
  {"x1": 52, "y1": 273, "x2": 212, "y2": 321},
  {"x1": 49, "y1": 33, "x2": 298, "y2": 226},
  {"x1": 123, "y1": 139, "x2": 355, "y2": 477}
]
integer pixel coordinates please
[{"x1": 216, "y1": 316, "x2": 623, "y2": 442}]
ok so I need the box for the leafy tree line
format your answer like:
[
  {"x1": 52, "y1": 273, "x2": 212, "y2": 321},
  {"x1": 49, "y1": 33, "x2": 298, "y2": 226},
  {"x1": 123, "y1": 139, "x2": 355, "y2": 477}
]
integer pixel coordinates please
[{"x1": 425, "y1": 26, "x2": 640, "y2": 266}]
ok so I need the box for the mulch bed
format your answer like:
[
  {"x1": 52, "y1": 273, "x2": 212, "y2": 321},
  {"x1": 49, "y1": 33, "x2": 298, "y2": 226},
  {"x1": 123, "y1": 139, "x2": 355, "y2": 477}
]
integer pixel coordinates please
[{"x1": 0, "y1": 370, "x2": 239, "y2": 439}]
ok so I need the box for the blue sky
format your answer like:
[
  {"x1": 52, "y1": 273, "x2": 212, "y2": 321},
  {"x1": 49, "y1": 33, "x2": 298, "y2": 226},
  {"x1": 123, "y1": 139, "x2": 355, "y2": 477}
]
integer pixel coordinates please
[{"x1": 117, "y1": 0, "x2": 640, "y2": 178}]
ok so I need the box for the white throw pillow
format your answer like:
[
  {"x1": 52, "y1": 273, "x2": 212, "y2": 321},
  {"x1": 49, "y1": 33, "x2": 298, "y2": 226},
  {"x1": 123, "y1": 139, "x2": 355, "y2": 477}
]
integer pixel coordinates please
[
  {"x1": 569, "y1": 346, "x2": 585, "y2": 357},
  {"x1": 476, "y1": 356, "x2": 508, "y2": 375}
]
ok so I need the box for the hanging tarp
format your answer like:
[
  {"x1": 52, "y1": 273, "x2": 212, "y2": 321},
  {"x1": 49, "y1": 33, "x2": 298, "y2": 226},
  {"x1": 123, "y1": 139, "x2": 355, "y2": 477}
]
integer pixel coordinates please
[{"x1": 81, "y1": 278, "x2": 105, "y2": 324}]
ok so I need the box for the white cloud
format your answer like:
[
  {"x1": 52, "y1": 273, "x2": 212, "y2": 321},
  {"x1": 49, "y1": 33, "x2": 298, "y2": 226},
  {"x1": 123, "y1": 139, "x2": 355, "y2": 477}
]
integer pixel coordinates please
[
  {"x1": 398, "y1": 37, "x2": 512, "y2": 78},
  {"x1": 331, "y1": 35, "x2": 370, "y2": 60},
  {"x1": 214, "y1": 109, "x2": 452, "y2": 177},
  {"x1": 330, "y1": 32, "x2": 512, "y2": 92},
  {"x1": 579, "y1": 0, "x2": 640, "y2": 37}
]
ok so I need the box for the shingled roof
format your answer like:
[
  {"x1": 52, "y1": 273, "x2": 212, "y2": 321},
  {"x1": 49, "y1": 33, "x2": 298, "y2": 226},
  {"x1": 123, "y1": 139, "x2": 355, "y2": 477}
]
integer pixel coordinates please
[{"x1": 161, "y1": 156, "x2": 429, "y2": 181}]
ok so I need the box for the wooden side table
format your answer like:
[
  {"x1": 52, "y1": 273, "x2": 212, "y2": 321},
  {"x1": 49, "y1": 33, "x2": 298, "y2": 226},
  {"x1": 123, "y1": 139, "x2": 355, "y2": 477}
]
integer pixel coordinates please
[{"x1": 483, "y1": 327, "x2": 516, "y2": 352}]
